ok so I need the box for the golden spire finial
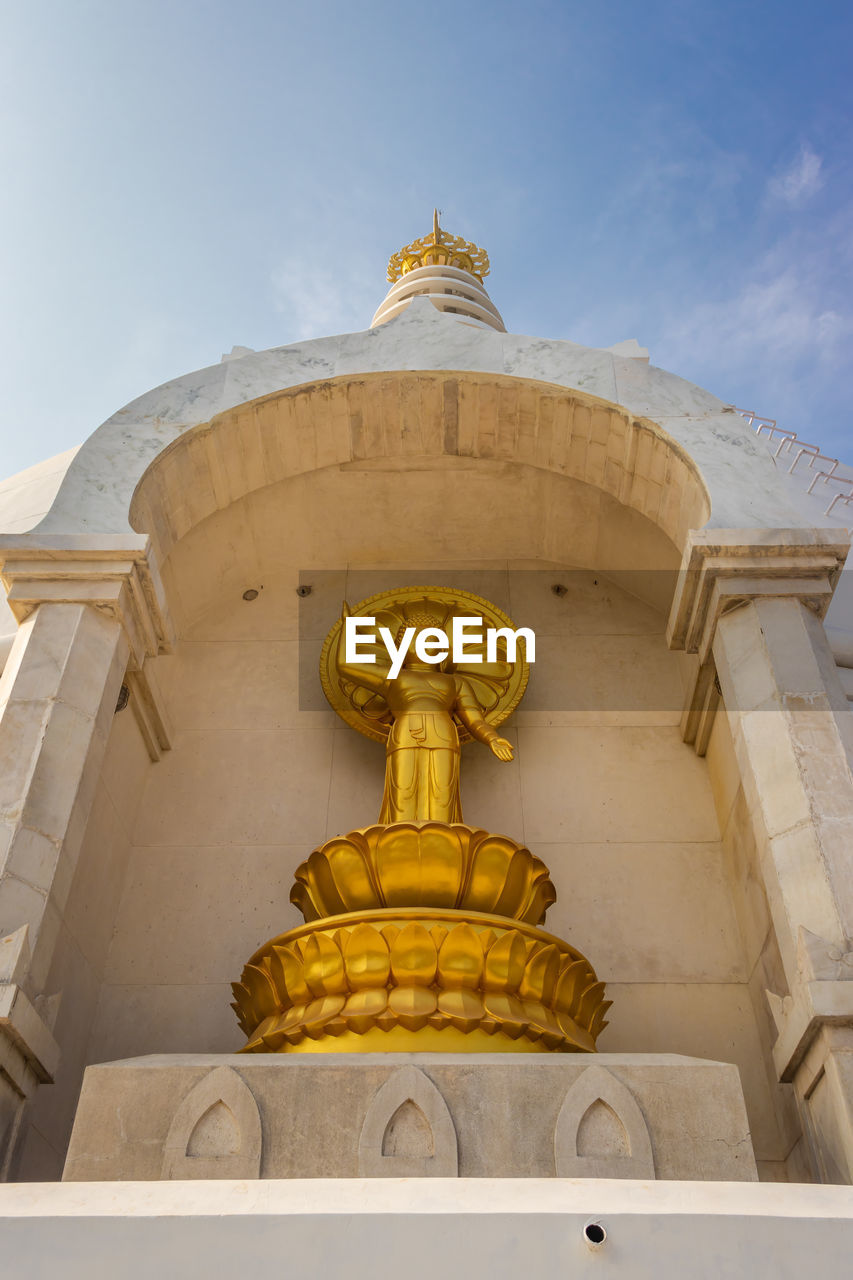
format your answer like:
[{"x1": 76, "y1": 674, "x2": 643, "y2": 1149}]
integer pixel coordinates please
[{"x1": 386, "y1": 213, "x2": 490, "y2": 284}]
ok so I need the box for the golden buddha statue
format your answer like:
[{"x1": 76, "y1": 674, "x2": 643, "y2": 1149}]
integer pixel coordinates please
[
  {"x1": 335, "y1": 602, "x2": 513, "y2": 825},
  {"x1": 232, "y1": 586, "x2": 610, "y2": 1055}
]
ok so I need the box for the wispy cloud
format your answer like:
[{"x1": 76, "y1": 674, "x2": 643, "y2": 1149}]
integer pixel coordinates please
[
  {"x1": 662, "y1": 263, "x2": 850, "y2": 375},
  {"x1": 653, "y1": 219, "x2": 853, "y2": 451},
  {"x1": 768, "y1": 145, "x2": 824, "y2": 207},
  {"x1": 590, "y1": 121, "x2": 749, "y2": 244},
  {"x1": 271, "y1": 256, "x2": 377, "y2": 341}
]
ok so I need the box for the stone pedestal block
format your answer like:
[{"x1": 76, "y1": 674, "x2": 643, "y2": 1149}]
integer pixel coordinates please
[{"x1": 63, "y1": 1052, "x2": 757, "y2": 1183}]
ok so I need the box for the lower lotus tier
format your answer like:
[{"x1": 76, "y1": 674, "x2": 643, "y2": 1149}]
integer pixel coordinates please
[{"x1": 232, "y1": 909, "x2": 611, "y2": 1054}]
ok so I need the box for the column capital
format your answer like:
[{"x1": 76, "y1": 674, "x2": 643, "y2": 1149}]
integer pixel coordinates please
[
  {"x1": 666, "y1": 528, "x2": 849, "y2": 662},
  {"x1": 770, "y1": 927, "x2": 853, "y2": 1081},
  {"x1": 0, "y1": 927, "x2": 60, "y2": 1089},
  {"x1": 0, "y1": 534, "x2": 174, "y2": 668}
]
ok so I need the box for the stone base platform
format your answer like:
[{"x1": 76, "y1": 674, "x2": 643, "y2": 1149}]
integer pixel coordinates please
[
  {"x1": 5, "y1": 1180, "x2": 853, "y2": 1280},
  {"x1": 63, "y1": 1052, "x2": 757, "y2": 1182}
]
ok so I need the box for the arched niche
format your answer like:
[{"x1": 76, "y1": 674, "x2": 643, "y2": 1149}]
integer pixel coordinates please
[
  {"x1": 358, "y1": 1065, "x2": 458, "y2": 1177},
  {"x1": 128, "y1": 372, "x2": 709, "y2": 635},
  {"x1": 554, "y1": 1065, "x2": 654, "y2": 1179},
  {"x1": 76, "y1": 368, "x2": 731, "y2": 1095},
  {"x1": 161, "y1": 1065, "x2": 262, "y2": 1180}
]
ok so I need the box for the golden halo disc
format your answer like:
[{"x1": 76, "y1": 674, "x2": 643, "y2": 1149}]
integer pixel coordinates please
[{"x1": 319, "y1": 584, "x2": 530, "y2": 744}]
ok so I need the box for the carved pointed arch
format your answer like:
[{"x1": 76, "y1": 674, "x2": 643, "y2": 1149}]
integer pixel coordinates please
[
  {"x1": 554, "y1": 1065, "x2": 654, "y2": 1179},
  {"x1": 161, "y1": 1065, "x2": 262, "y2": 1180},
  {"x1": 358, "y1": 1065, "x2": 458, "y2": 1177}
]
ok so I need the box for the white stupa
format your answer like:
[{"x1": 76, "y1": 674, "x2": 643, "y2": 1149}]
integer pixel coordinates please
[{"x1": 0, "y1": 217, "x2": 852, "y2": 1272}]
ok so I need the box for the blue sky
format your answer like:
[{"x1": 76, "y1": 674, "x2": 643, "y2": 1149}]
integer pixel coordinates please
[{"x1": 1, "y1": 0, "x2": 851, "y2": 478}]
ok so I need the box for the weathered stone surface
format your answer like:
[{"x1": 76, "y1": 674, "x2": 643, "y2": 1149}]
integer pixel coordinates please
[{"x1": 63, "y1": 1052, "x2": 757, "y2": 1183}]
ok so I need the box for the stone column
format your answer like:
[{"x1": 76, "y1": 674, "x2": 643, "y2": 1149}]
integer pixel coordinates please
[
  {"x1": 0, "y1": 535, "x2": 172, "y2": 1177},
  {"x1": 669, "y1": 528, "x2": 853, "y2": 1182},
  {"x1": 713, "y1": 596, "x2": 853, "y2": 977}
]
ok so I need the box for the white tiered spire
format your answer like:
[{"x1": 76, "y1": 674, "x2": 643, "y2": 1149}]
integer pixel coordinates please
[{"x1": 371, "y1": 210, "x2": 505, "y2": 331}]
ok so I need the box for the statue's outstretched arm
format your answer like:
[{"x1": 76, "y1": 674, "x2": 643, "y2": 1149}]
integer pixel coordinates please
[
  {"x1": 455, "y1": 679, "x2": 514, "y2": 761},
  {"x1": 335, "y1": 602, "x2": 389, "y2": 694}
]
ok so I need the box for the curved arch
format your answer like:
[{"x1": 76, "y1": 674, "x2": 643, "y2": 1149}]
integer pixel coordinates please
[
  {"x1": 161, "y1": 1065, "x2": 262, "y2": 1180},
  {"x1": 129, "y1": 371, "x2": 710, "y2": 570},
  {"x1": 358, "y1": 1065, "x2": 458, "y2": 1177},
  {"x1": 554, "y1": 1065, "x2": 654, "y2": 1179}
]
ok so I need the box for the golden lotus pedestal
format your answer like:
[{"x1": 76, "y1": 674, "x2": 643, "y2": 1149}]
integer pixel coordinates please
[{"x1": 233, "y1": 823, "x2": 610, "y2": 1055}]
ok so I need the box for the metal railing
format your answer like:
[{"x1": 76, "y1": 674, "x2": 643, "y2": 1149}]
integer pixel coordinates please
[{"x1": 737, "y1": 408, "x2": 853, "y2": 518}]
